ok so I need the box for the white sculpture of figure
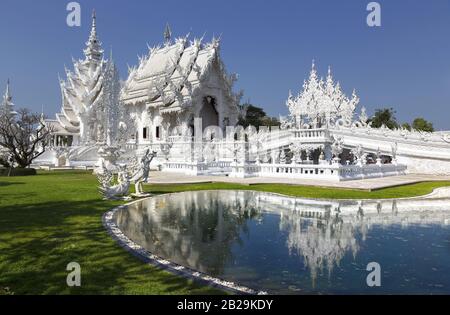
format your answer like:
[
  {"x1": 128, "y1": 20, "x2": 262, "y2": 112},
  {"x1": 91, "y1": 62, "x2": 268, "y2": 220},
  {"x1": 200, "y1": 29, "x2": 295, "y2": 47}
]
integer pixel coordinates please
[
  {"x1": 331, "y1": 137, "x2": 344, "y2": 164},
  {"x1": 391, "y1": 142, "x2": 398, "y2": 165},
  {"x1": 279, "y1": 149, "x2": 287, "y2": 164},
  {"x1": 351, "y1": 145, "x2": 365, "y2": 166},
  {"x1": 97, "y1": 162, "x2": 131, "y2": 200},
  {"x1": 305, "y1": 148, "x2": 313, "y2": 164},
  {"x1": 359, "y1": 106, "x2": 368, "y2": 126},
  {"x1": 376, "y1": 147, "x2": 382, "y2": 165},
  {"x1": 319, "y1": 150, "x2": 325, "y2": 161},
  {"x1": 129, "y1": 149, "x2": 157, "y2": 197},
  {"x1": 289, "y1": 142, "x2": 302, "y2": 164}
]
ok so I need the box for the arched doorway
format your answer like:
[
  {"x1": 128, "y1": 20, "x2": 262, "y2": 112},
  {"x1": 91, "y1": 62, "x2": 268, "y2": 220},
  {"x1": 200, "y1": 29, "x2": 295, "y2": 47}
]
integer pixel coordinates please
[{"x1": 199, "y1": 96, "x2": 219, "y2": 131}]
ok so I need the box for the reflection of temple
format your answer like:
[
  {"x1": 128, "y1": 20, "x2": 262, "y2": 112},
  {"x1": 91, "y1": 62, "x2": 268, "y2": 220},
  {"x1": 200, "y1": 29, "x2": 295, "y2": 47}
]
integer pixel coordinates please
[
  {"x1": 114, "y1": 190, "x2": 450, "y2": 287},
  {"x1": 115, "y1": 191, "x2": 261, "y2": 275},
  {"x1": 269, "y1": 195, "x2": 450, "y2": 285}
]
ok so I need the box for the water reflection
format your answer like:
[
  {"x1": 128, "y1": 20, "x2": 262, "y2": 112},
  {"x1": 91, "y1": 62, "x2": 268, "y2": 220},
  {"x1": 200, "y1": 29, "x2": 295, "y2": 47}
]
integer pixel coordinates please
[
  {"x1": 114, "y1": 190, "x2": 450, "y2": 293},
  {"x1": 115, "y1": 191, "x2": 263, "y2": 275}
]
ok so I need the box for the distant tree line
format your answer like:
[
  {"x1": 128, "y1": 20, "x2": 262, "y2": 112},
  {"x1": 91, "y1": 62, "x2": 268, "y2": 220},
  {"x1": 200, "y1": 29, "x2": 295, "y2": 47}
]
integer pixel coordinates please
[
  {"x1": 238, "y1": 103, "x2": 435, "y2": 133},
  {"x1": 368, "y1": 108, "x2": 434, "y2": 132}
]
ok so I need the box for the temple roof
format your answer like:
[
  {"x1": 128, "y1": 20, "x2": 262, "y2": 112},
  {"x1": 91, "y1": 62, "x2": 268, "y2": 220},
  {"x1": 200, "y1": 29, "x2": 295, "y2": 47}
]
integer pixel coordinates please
[
  {"x1": 121, "y1": 35, "x2": 232, "y2": 113},
  {"x1": 47, "y1": 11, "x2": 106, "y2": 135}
]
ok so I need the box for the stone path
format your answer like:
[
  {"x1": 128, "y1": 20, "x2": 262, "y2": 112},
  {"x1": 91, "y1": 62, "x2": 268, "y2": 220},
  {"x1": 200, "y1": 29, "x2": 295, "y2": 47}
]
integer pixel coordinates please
[{"x1": 147, "y1": 172, "x2": 450, "y2": 191}]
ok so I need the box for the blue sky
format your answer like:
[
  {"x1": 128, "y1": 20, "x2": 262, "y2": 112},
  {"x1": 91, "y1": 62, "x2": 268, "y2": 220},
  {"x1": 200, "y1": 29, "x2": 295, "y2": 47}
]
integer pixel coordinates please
[{"x1": 1, "y1": 0, "x2": 450, "y2": 129}]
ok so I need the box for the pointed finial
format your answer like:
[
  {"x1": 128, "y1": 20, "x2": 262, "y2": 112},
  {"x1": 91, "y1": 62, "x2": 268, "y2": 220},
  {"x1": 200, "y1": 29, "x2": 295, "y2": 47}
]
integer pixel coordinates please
[
  {"x1": 328, "y1": 65, "x2": 331, "y2": 76},
  {"x1": 84, "y1": 9, "x2": 103, "y2": 61},
  {"x1": 164, "y1": 23, "x2": 172, "y2": 44},
  {"x1": 5, "y1": 79, "x2": 11, "y2": 101},
  {"x1": 90, "y1": 9, "x2": 97, "y2": 39},
  {"x1": 312, "y1": 59, "x2": 316, "y2": 70}
]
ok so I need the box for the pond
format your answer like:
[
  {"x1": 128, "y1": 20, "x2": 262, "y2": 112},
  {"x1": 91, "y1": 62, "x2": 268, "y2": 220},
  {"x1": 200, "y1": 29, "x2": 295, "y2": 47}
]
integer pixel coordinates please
[{"x1": 113, "y1": 190, "x2": 450, "y2": 294}]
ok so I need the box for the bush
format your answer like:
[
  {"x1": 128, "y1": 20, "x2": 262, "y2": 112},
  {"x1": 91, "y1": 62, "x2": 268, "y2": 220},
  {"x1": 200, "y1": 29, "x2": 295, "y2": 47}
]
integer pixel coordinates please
[
  {"x1": 0, "y1": 287, "x2": 14, "y2": 295},
  {"x1": 0, "y1": 167, "x2": 37, "y2": 177}
]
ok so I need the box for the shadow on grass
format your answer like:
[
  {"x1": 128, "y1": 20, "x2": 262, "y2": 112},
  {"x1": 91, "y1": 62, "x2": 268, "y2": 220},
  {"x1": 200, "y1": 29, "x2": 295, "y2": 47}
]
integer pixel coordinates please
[
  {"x1": 0, "y1": 181, "x2": 24, "y2": 187},
  {"x1": 0, "y1": 198, "x2": 222, "y2": 295}
]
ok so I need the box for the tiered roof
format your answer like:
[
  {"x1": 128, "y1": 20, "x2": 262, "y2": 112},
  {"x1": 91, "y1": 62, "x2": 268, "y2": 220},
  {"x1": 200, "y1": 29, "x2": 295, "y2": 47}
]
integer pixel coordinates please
[
  {"x1": 121, "y1": 33, "x2": 238, "y2": 114},
  {"x1": 52, "y1": 11, "x2": 107, "y2": 134}
]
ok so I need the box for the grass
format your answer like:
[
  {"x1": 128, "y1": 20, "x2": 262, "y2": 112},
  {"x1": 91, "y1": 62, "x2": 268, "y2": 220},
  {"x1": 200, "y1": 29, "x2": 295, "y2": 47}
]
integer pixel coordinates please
[
  {"x1": 147, "y1": 181, "x2": 450, "y2": 200},
  {"x1": 0, "y1": 170, "x2": 449, "y2": 295}
]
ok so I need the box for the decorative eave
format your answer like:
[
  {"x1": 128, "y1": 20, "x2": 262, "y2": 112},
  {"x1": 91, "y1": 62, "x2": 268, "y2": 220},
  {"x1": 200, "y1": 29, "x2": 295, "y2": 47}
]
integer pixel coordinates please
[{"x1": 121, "y1": 35, "x2": 224, "y2": 109}]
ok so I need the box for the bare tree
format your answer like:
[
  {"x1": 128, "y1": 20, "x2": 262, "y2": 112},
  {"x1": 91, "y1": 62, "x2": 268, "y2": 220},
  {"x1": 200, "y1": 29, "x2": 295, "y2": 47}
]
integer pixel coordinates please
[{"x1": 0, "y1": 108, "x2": 53, "y2": 168}]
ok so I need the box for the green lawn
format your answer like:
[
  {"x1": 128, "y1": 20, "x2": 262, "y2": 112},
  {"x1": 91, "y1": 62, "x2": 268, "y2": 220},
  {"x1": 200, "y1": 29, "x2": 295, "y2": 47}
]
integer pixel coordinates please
[{"x1": 0, "y1": 170, "x2": 449, "y2": 295}]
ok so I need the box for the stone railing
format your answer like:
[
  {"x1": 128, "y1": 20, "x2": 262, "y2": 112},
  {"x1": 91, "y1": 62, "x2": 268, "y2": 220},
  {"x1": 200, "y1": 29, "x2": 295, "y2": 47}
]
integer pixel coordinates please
[
  {"x1": 293, "y1": 128, "x2": 330, "y2": 140},
  {"x1": 162, "y1": 160, "x2": 233, "y2": 176},
  {"x1": 228, "y1": 162, "x2": 406, "y2": 181},
  {"x1": 162, "y1": 156, "x2": 406, "y2": 181}
]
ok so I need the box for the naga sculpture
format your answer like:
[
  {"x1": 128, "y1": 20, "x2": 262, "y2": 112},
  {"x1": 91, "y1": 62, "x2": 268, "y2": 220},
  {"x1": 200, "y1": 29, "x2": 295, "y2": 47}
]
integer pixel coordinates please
[
  {"x1": 96, "y1": 148, "x2": 157, "y2": 200},
  {"x1": 129, "y1": 149, "x2": 157, "y2": 197},
  {"x1": 97, "y1": 162, "x2": 131, "y2": 200}
]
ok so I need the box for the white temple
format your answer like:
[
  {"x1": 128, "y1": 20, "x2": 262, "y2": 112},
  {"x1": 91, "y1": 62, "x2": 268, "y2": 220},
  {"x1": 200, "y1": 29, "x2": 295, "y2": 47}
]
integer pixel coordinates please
[
  {"x1": 44, "y1": 11, "x2": 121, "y2": 150},
  {"x1": 33, "y1": 11, "x2": 450, "y2": 180},
  {"x1": 121, "y1": 24, "x2": 241, "y2": 143}
]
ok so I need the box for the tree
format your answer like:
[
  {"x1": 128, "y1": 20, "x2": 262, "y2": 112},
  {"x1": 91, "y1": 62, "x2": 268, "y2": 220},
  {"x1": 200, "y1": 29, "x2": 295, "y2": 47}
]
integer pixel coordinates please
[
  {"x1": 238, "y1": 104, "x2": 280, "y2": 129},
  {"x1": 412, "y1": 117, "x2": 434, "y2": 132},
  {"x1": 401, "y1": 123, "x2": 411, "y2": 131},
  {"x1": 0, "y1": 108, "x2": 53, "y2": 168},
  {"x1": 369, "y1": 108, "x2": 398, "y2": 129}
]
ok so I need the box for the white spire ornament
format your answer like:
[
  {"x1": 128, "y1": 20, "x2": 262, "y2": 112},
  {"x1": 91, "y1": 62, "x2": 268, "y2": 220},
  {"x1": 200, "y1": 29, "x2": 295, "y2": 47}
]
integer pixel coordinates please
[
  {"x1": 50, "y1": 10, "x2": 118, "y2": 145},
  {"x1": 83, "y1": 10, "x2": 104, "y2": 62},
  {"x1": 287, "y1": 61, "x2": 360, "y2": 128},
  {"x1": 1, "y1": 79, "x2": 17, "y2": 117},
  {"x1": 164, "y1": 23, "x2": 172, "y2": 45}
]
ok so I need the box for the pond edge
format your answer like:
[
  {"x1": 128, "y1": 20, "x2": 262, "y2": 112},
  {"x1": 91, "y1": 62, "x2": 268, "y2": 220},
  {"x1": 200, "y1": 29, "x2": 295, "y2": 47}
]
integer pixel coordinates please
[{"x1": 102, "y1": 198, "x2": 268, "y2": 296}]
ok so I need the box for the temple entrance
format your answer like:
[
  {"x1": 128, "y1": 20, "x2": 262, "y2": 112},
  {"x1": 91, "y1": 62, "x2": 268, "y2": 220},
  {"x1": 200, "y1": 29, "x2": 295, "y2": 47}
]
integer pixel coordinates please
[{"x1": 199, "y1": 96, "x2": 219, "y2": 131}]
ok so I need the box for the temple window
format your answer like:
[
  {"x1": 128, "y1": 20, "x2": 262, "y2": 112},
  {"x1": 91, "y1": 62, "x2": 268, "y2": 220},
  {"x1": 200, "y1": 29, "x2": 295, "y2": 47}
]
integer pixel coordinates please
[
  {"x1": 143, "y1": 127, "x2": 149, "y2": 140},
  {"x1": 156, "y1": 126, "x2": 161, "y2": 139}
]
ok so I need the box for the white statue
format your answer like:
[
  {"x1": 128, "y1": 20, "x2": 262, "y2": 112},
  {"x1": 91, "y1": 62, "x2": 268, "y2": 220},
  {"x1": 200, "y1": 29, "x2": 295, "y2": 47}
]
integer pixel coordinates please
[
  {"x1": 97, "y1": 162, "x2": 131, "y2": 200},
  {"x1": 129, "y1": 149, "x2": 157, "y2": 197}
]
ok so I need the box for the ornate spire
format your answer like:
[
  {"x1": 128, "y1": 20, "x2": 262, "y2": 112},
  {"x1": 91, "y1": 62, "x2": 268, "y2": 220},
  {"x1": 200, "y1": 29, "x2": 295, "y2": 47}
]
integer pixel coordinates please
[
  {"x1": 4, "y1": 79, "x2": 11, "y2": 102},
  {"x1": 164, "y1": 23, "x2": 172, "y2": 45},
  {"x1": 1, "y1": 79, "x2": 17, "y2": 116},
  {"x1": 84, "y1": 10, "x2": 103, "y2": 62}
]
